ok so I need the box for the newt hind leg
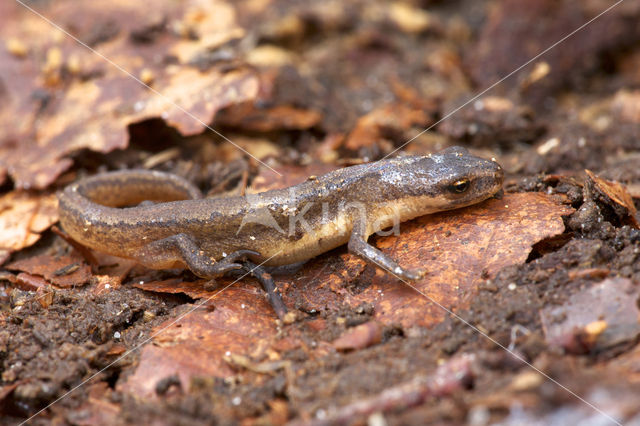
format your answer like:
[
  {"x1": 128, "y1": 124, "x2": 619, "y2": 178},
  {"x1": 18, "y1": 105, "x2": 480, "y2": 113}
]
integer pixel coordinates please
[
  {"x1": 240, "y1": 260, "x2": 288, "y2": 319},
  {"x1": 136, "y1": 233, "x2": 258, "y2": 278},
  {"x1": 135, "y1": 234, "x2": 288, "y2": 318}
]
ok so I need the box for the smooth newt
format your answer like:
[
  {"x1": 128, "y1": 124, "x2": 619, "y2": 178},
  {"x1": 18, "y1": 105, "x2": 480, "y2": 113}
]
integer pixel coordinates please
[{"x1": 58, "y1": 146, "x2": 503, "y2": 314}]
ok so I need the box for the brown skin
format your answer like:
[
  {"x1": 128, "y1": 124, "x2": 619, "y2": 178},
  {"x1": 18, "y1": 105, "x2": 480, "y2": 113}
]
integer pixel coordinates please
[{"x1": 58, "y1": 146, "x2": 503, "y2": 281}]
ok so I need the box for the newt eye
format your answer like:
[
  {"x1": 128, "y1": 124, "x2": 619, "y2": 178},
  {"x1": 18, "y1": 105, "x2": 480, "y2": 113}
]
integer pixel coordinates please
[{"x1": 449, "y1": 179, "x2": 470, "y2": 193}]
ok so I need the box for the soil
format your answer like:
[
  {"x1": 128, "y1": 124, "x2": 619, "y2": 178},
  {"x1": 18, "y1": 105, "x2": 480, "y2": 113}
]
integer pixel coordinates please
[{"x1": 2, "y1": 0, "x2": 640, "y2": 425}]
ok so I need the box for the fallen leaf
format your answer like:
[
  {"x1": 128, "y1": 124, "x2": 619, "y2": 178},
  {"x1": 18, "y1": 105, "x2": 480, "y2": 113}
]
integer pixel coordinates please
[
  {"x1": 343, "y1": 103, "x2": 430, "y2": 153},
  {"x1": 14, "y1": 272, "x2": 49, "y2": 291},
  {"x1": 0, "y1": 0, "x2": 259, "y2": 189},
  {"x1": 6, "y1": 253, "x2": 91, "y2": 288},
  {"x1": 35, "y1": 286, "x2": 54, "y2": 308},
  {"x1": 214, "y1": 104, "x2": 322, "y2": 132},
  {"x1": 118, "y1": 285, "x2": 279, "y2": 397},
  {"x1": 0, "y1": 192, "x2": 58, "y2": 264},
  {"x1": 89, "y1": 253, "x2": 137, "y2": 295},
  {"x1": 585, "y1": 169, "x2": 639, "y2": 228},
  {"x1": 133, "y1": 278, "x2": 212, "y2": 300}
]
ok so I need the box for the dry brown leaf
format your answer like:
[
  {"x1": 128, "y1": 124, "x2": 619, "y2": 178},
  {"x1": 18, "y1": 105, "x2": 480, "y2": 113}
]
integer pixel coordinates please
[
  {"x1": 585, "y1": 169, "x2": 639, "y2": 228},
  {"x1": 0, "y1": 192, "x2": 58, "y2": 264},
  {"x1": 6, "y1": 253, "x2": 91, "y2": 288},
  {"x1": 133, "y1": 278, "x2": 213, "y2": 300},
  {"x1": 85, "y1": 253, "x2": 138, "y2": 295},
  {"x1": 0, "y1": 0, "x2": 259, "y2": 189},
  {"x1": 14, "y1": 273, "x2": 49, "y2": 291},
  {"x1": 343, "y1": 104, "x2": 431, "y2": 153},
  {"x1": 118, "y1": 285, "x2": 278, "y2": 397},
  {"x1": 214, "y1": 104, "x2": 322, "y2": 132}
]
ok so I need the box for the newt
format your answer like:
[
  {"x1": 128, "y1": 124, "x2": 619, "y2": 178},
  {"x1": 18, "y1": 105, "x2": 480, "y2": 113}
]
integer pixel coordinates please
[{"x1": 58, "y1": 146, "x2": 503, "y2": 318}]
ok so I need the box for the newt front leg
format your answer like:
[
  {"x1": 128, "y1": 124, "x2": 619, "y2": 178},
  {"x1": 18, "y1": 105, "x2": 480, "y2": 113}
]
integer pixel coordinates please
[{"x1": 347, "y1": 216, "x2": 426, "y2": 281}]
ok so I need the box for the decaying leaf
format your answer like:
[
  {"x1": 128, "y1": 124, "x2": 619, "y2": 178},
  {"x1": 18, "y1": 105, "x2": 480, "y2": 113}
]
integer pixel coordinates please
[
  {"x1": 0, "y1": 192, "x2": 58, "y2": 264},
  {"x1": 14, "y1": 273, "x2": 50, "y2": 291},
  {"x1": 343, "y1": 103, "x2": 431, "y2": 154},
  {"x1": 6, "y1": 253, "x2": 91, "y2": 288},
  {"x1": 0, "y1": 0, "x2": 259, "y2": 189},
  {"x1": 133, "y1": 278, "x2": 213, "y2": 300},
  {"x1": 214, "y1": 104, "x2": 322, "y2": 132},
  {"x1": 585, "y1": 169, "x2": 639, "y2": 228},
  {"x1": 89, "y1": 253, "x2": 138, "y2": 295},
  {"x1": 119, "y1": 285, "x2": 279, "y2": 397}
]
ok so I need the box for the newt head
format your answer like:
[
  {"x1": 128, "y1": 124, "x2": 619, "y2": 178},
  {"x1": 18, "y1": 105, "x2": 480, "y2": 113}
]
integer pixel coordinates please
[{"x1": 378, "y1": 146, "x2": 504, "y2": 214}]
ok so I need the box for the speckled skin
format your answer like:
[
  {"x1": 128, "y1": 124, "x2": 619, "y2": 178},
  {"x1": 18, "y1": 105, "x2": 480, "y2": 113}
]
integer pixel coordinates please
[{"x1": 58, "y1": 147, "x2": 503, "y2": 280}]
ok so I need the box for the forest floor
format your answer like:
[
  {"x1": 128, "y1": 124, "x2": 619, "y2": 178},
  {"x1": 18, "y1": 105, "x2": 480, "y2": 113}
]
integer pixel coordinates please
[{"x1": 1, "y1": 0, "x2": 640, "y2": 424}]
